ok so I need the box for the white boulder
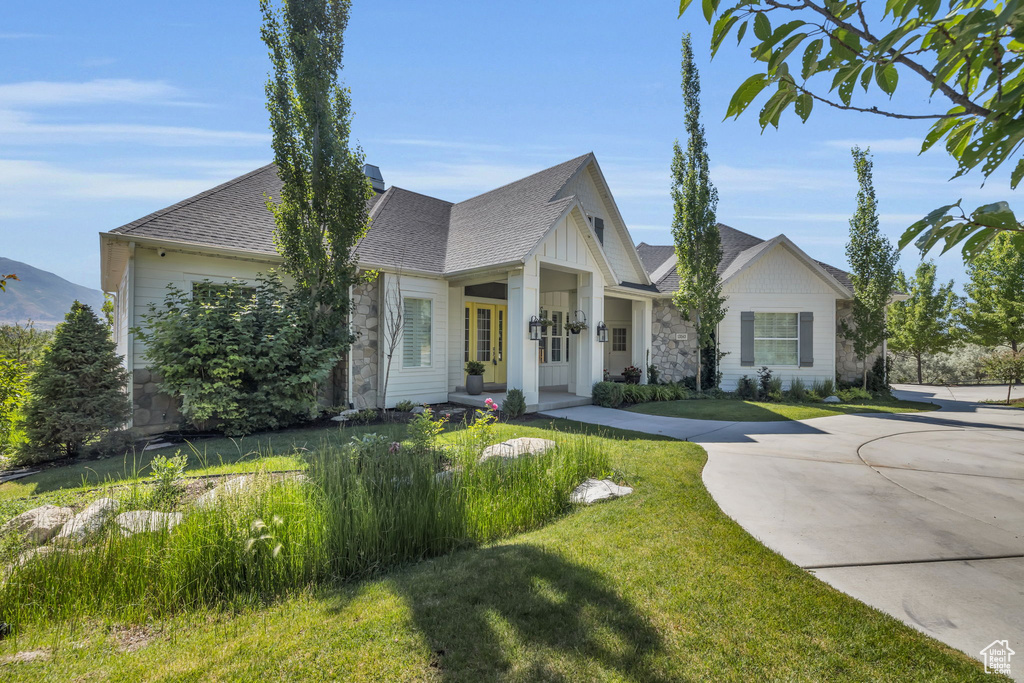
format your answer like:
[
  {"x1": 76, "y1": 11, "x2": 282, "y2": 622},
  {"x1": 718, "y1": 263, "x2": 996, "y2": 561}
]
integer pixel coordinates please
[
  {"x1": 194, "y1": 475, "x2": 255, "y2": 509},
  {"x1": 115, "y1": 510, "x2": 183, "y2": 537},
  {"x1": 570, "y1": 479, "x2": 633, "y2": 505},
  {"x1": 331, "y1": 409, "x2": 360, "y2": 422},
  {"x1": 1, "y1": 504, "x2": 74, "y2": 545},
  {"x1": 823, "y1": 395, "x2": 841, "y2": 404},
  {"x1": 53, "y1": 498, "x2": 119, "y2": 544},
  {"x1": 480, "y1": 437, "x2": 555, "y2": 462}
]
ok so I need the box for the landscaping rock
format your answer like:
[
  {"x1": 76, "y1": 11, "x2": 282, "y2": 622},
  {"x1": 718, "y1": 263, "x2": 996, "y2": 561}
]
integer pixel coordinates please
[
  {"x1": 0, "y1": 505, "x2": 74, "y2": 545},
  {"x1": 143, "y1": 441, "x2": 173, "y2": 451},
  {"x1": 411, "y1": 406, "x2": 426, "y2": 415},
  {"x1": 331, "y1": 409, "x2": 360, "y2": 422},
  {"x1": 479, "y1": 437, "x2": 555, "y2": 462},
  {"x1": 570, "y1": 479, "x2": 633, "y2": 505},
  {"x1": 53, "y1": 498, "x2": 119, "y2": 544},
  {"x1": 115, "y1": 511, "x2": 183, "y2": 537},
  {"x1": 823, "y1": 395, "x2": 841, "y2": 404},
  {"x1": 194, "y1": 475, "x2": 255, "y2": 509}
]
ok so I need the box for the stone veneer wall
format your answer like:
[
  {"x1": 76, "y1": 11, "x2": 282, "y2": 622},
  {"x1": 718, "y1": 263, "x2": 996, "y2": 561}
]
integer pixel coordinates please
[
  {"x1": 349, "y1": 279, "x2": 380, "y2": 409},
  {"x1": 132, "y1": 368, "x2": 181, "y2": 436},
  {"x1": 651, "y1": 301, "x2": 699, "y2": 383},
  {"x1": 835, "y1": 300, "x2": 882, "y2": 383}
]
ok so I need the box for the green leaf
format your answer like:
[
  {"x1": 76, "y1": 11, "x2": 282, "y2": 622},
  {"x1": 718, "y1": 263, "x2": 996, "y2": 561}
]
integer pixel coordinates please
[
  {"x1": 726, "y1": 73, "x2": 770, "y2": 119},
  {"x1": 679, "y1": 0, "x2": 697, "y2": 18},
  {"x1": 1011, "y1": 158, "x2": 1024, "y2": 189},
  {"x1": 768, "y1": 33, "x2": 808, "y2": 74},
  {"x1": 875, "y1": 63, "x2": 899, "y2": 95},
  {"x1": 899, "y1": 203, "x2": 959, "y2": 250},
  {"x1": 801, "y1": 38, "x2": 823, "y2": 79},
  {"x1": 701, "y1": 0, "x2": 720, "y2": 23},
  {"x1": 860, "y1": 65, "x2": 874, "y2": 91},
  {"x1": 736, "y1": 20, "x2": 747, "y2": 45},
  {"x1": 970, "y1": 201, "x2": 1019, "y2": 232},
  {"x1": 754, "y1": 12, "x2": 771, "y2": 41},
  {"x1": 921, "y1": 112, "x2": 964, "y2": 153},
  {"x1": 794, "y1": 91, "x2": 813, "y2": 121}
]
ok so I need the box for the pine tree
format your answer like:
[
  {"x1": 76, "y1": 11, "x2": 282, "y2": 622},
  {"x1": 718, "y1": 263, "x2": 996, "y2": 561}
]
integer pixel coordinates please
[
  {"x1": 840, "y1": 148, "x2": 899, "y2": 390},
  {"x1": 22, "y1": 301, "x2": 130, "y2": 459},
  {"x1": 960, "y1": 232, "x2": 1024, "y2": 351},
  {"x1": 888, "y1": 262, "x2": 959, "y2": 384},
  {"x1": 672, "y1": 34, "x2": 726, "y2": 391}
]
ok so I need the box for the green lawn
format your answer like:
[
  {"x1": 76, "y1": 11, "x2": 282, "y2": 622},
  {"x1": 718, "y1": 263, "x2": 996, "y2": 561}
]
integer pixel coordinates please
[
  {"x1": 627, "y1": 398, "x2": 938, "y2": 422},
  {"x1": 0, "y1": 420, "x2": 988, "y2": 681}
]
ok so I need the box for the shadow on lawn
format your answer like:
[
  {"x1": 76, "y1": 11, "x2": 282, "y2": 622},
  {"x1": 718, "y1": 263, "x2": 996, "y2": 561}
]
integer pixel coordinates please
[{"x1": 388, "y1": 544, "x2": 667, "y2": 681}]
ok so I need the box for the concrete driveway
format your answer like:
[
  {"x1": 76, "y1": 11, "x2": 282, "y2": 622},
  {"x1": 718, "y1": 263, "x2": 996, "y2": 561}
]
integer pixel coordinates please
[{"x1": 544, "y1": 384, "x2": 1024, "y2": 674}]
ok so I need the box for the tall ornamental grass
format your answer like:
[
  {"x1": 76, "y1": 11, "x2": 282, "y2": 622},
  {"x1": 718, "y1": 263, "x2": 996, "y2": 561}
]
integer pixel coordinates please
[{"x1": 0, "y1": 428, "x2": 610, "y2": 628}]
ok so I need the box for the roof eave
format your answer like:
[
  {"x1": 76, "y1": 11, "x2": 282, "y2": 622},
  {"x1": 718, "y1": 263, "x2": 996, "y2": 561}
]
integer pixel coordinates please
[{"x1": 100, "y1": 231, "x2": 283, "y2": 263}]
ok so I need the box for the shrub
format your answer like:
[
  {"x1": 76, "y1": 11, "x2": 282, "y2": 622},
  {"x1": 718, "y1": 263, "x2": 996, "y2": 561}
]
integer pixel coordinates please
[
  {"x1": 147, "y1": 452, "x2": 188, "y2": 508},
  {"x1": 0, "y1": 358, "x2": 28, "y2": 459},
  {"x1": 622, "y1": 365, "x2": 642, "y2": 384},
  {"x1": 406, "y1": 407, "x2": 447, "y2": 453},
  {"x1": 736, "y1": 375, "x2": 757, "y2": 400},
  {"x1": 787, "y1": 377, "x2": 808, "y2": 402},
  {"x1": 812, "y1": 378, "x2": 836, "y2": 398},
  {"x1": 21, "y1": 302, "x2": 130, "y2": 462},
  {"x1": 591, "y1": 381, "x2": 624, "y2": 408},
  {"x1": 465, "y1": 360, "x2": 486, "y2": 376},
  {"x1": 838, "y1": 387, "x2": 873, "y2": 402},
  {"x1": 756, "y1": 366, "x2": 773, "y2": 399},
  {"x1": 394, "y1": 400, "x2": 415, "y2": 412},
  {"x1": 135, "y1": 273, "x2": 338, "y2": 436},
  {"x1": 666, "y1": 382, "x2": 690, "y2": 400},
  {"x1": 890, "y1": 344, "x2": 991, "y2": 385},
  {"x1": 350, "y1": 408, "x2": 378, "y2": 425},
  {"x1": 501, "y1": 388, "x2": 527, "y2": 419},
  {"x1": 982, "y1": 349, "x2": 1024, "y2": 404},
  {"x1": 867, "y1": 354, "x2": 893, "y2": 394},
  {"x1": 621, "y1": 384, "x2": 652, "y2": 404}
]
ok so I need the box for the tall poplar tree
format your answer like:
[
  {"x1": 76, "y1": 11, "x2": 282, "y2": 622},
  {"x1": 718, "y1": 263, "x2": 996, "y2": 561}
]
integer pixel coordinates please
[
  {"x1": 261, "y1": 0, "x2": 372, "y2": 354},
  {"x1": 960, "y1": 232, "x2": 1024, "y2": 352},
  {"x1": 888, "y1": 261, "x2": 959, "y2": 385},
  {"x1": 672, "y1": 34, "x2": 726, "y2": 391},
  {"x1": 840, "y1": 148, "x2": 898, "y2": 390}
]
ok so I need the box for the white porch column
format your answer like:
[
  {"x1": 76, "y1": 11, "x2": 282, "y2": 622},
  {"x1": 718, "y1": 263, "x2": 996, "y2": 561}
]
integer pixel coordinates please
[
  {"x1": 575, "y1": 272, "x2": 604, "y2": 397},
  {"x1": 631, "y1": 298, "x2": 653, "y2": 384},
  {"x1": 447, "y1": 284, "x2": 464, "y2": 392},
  {"x1": 507, "y1": 262, "x2": 540, "y2": 406}
]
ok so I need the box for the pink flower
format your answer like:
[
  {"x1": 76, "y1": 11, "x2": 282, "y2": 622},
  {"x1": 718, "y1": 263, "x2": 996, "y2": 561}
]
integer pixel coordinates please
[{"x1": 389, "y1": 442, "x2": 401, "y2": 454}]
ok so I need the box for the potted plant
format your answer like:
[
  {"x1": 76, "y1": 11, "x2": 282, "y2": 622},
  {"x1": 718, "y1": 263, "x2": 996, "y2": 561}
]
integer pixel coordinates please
[
  {"x1": 465, "y1": 360, "x2": 486, "y2": 395},
  {"x1": 566, "y1": 310, "x2": 588, "y2": 334},
  {"x1": 622, "y1": 365, "x2": 642, "y2": 384}
]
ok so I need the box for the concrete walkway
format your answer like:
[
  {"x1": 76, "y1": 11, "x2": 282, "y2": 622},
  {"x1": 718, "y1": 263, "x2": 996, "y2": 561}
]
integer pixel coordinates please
[{"x1": 544, "y1": 385, "x2": 1024, "y2": 675}]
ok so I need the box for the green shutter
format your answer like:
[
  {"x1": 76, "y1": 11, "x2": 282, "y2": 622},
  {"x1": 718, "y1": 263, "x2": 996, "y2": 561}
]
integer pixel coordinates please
[
  {"x1": 740, "y1": 312, "x2": 754, "y2": 366},
  {"x1": 799, "y1": 311, "x2": 814, "y2": 367}
]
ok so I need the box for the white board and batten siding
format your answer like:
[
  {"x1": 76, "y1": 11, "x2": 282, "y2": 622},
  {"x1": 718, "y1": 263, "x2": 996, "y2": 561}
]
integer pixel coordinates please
[
  {"x1": 718, "y1": 245, "x2": 838, "y2": 390},
  {"x1": 379, "y1": 271, "x2": 449, "y2": 408},
  {"x1": 538, "y1": 290, "x2": 574, "y2": 387},
  {"x1": 130, "y1": 246, "x2": 279, "y2": 365}
]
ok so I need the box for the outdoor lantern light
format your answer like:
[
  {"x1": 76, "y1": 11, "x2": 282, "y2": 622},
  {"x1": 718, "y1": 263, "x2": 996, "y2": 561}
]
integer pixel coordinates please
[
  {"x1": 529, "y1": 315, "x2": 542, "y2": 341},
  {"x1": 596, "y1": 321, "x2": 608, "y2": 343}
]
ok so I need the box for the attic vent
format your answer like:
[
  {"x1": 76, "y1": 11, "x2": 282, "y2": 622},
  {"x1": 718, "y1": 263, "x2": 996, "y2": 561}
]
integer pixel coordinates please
[
  {"x1": 592, "y1": 217, "x2": 605, "y2": 246},
  {"x1": 363, "y1": 164, "x2": 385, "y2": 193}
]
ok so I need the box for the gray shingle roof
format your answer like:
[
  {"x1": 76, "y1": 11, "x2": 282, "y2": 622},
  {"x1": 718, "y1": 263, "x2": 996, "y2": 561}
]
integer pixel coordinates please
[
  {"x1": 638, "y1": 224, "x2": 854, "y2": 295},
  {"x1": 109, "y1": 155, "x2": 599, "y2": 277},
  {"x1": 445, "y1": 153, "x2": 592, "y2": 273}
]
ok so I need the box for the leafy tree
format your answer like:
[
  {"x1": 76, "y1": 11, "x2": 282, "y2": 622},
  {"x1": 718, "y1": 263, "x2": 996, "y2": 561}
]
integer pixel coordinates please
[
  {"x1": 959, "y1": 232, "x2": 1024, "y2": 351},
  {"x1": 21, "y1": 302, "x2": 130, "y2": 461},
  {"x1": 983, "y1": 349, "x2": 1024, "y2": 404},
  {"x1": 678, "y1": 0, "x2": 1024, "y2": 260},
  {"x1": 888, "y1": 261, "x2": 959, "y2": 384},
  {"x1": 0, "y1": 323, "x2": 52, "y2": 458},
  {"x1": 260, "y1": 0, "x2": 372, "y2": 361},
  {"x1": 672, "y1": 33, "x2": 727, "y2": 391},
  {"x1": 840, "y1": 148, "x2": 899, "y2": 390},
  {"x1": 0, "y1": 322, "x2": 52, "y2": 366},
  {"x1": 101, "y1": 293, "x2": 115, "y2": 330},
  {"x1": 135, "y1": 273, "x2": 338, "y2": 436}
]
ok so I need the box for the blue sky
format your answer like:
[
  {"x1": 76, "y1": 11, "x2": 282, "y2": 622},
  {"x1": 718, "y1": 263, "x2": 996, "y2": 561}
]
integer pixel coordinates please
[{"x1": 1, "y1": 1, "x2": 1014, "y2": 292}]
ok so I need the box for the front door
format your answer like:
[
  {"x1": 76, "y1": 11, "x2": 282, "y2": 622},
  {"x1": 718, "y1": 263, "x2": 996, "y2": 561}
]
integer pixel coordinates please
[{"x1": 467, "y1": 303, "x2": 507, "y2": 384}]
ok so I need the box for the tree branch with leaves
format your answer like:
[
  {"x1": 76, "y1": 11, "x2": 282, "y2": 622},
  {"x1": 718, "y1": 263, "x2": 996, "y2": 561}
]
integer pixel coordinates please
[{"x1": 679, "y1": 0, "x2": 1024, "y2": 260}]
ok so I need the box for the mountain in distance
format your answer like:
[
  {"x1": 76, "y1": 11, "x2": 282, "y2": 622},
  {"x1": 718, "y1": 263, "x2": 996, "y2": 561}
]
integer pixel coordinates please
[{"x1": 0, "y1": 257, "x2": 106, "y2": 329}]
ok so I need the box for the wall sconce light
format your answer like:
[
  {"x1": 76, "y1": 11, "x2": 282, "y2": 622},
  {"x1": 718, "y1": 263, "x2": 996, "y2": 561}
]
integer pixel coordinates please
[
  {"x1": 596, "y1": 321, "x2": 608, "y2": 343},
  {"x1": 529, "y1": 315, "x2": 542, "y2": 341}
]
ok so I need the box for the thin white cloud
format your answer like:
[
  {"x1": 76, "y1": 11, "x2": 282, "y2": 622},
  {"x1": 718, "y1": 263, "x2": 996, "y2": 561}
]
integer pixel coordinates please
[
  {"x1": 0, "y1": 159, "x2": 234, "y2": 204},
  {"x1": 388, "y1": 162, "x2": 546, "y2": 197},
  {"x1": 824, "y1": 138, "x2": 922, "y2": 153},
  {"x1": 0, "y1": 78, "x2": 184, "y2": 106},
  {"x1": 0, "y1": 110, "x2": 268, "y2": 147}
]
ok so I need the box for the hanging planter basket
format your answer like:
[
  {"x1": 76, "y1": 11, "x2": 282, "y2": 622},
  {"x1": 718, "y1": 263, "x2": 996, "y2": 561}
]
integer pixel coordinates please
[{"x1": 566, "y1": 310, "x2": 588, "y2": 334}]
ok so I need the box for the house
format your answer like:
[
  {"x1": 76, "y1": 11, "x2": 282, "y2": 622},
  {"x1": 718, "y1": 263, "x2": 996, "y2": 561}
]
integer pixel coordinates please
[{"x1": 100, "y1": 153, "x2": 870, "y2": 435}]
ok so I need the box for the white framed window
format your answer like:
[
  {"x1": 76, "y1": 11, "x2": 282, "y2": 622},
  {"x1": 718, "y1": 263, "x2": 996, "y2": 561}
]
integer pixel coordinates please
[
  {"x1": 754, "y1": 312, "x2": 798, "y2": 366},
  {"x1": 403, "y1": 297, "x2": 432, "y2": 368},
  {"x1": 611, "y1": 327, "x2": 627, "y2": 352},
  {"x1": 538, "y1": 308, "x2": 570, "y2": 365}
]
